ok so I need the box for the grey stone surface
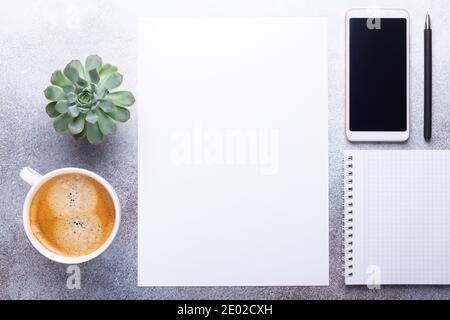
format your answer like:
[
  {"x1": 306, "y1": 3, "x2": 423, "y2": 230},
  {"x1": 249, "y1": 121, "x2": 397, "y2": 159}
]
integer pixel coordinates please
[{"x1": 1, "y1": 0, "x2": 450, "y2": 299}]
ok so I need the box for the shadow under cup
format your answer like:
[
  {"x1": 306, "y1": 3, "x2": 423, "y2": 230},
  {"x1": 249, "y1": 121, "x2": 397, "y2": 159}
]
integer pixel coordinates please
[{"x1": 21, "y1": 168, "x2": 121, "y2": 264}]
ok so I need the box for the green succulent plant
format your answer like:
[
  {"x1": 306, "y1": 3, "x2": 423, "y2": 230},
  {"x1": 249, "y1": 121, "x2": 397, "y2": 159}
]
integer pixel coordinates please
[{"x1": 44, "y1": 55, "x2": 135, "y2": 144}]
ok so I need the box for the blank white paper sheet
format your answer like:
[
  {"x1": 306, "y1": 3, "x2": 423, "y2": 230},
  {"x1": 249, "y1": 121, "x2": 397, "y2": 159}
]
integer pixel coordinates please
[{"x1": 138, "y1": 18, "x2": 329, "y2": 286}]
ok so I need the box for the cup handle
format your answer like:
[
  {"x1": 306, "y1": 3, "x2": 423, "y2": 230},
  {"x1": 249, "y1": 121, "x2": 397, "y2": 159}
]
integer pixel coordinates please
[{"x1": 20, "y1": 167, "x2": 43, "y2": 186}]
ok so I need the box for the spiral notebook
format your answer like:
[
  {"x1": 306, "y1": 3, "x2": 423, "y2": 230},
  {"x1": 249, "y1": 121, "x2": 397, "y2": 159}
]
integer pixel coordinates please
[{"x1": 344, "y1": 151, "x2": 450, "y2": 285}]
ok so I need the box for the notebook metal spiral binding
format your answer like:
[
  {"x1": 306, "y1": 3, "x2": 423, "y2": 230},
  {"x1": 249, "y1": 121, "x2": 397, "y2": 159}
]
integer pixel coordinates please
[{"x1": 343, "y1": 154, "x2": 354, "y2": 278}]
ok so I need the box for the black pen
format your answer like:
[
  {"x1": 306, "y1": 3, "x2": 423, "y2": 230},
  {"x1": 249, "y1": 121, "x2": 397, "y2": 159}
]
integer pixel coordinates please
[{"x1": 424, "y1": 13, "x2": 432, "y2": 141}]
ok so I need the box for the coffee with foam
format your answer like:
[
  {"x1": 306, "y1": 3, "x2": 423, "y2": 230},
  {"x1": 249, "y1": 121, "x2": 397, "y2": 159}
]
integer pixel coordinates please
[{"x1": 29, "y1": 173, "x2": 115, "y2": 257}]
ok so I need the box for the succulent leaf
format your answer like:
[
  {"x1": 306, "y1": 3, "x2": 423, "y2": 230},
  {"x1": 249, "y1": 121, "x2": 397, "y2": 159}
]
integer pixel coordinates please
[
  {"x1": 78, "y1": 107, "x2": 90, "y2": 114},
  {"x1": 68, "y1": 105, "x2": 80, "y2": 118},
  {"x1": 100, "y1": 72, "x2": 123, "y2": 90},
  {"x1": 106, "y1": 105, "x2": 130, "y2": 122},
  {"x1": 99, "y1": 100, "x2": 114, "y2": 112},
  {"x1": 68, "y1": 60, "x2": 87, "y2": 80},
  {"x1": 63, "y1": 85, "x2": 76, "y2": 95},
  {"x1": 76, "y1": 78, "x2": 89, "y2": 88},
  {"x1": 86, "y1": 55, "x2": 103, "y2": 72},
  {"x1": 99, "y1": 64, "x2": 118, "y2": 78},
  {"x1": 86, "y1": 110, "x2": 99, "y2": 124},
  {"x1": 45, "y1": 86, "x2": 65, "y2": 101},
  {"x1": 66, "y1": 92, "x2": 77, "y2": 104},
  {"x1": 51, "y1": 70, "x2": 72, "y2": 87},
  {"x1": 53, "y1": 113, "x2": 72, "y2": 132},
  {"x1": 55, "y1": 100, "x2": 70, "y2": 113},
  {"x1": 96, "y1": 87, "x2": 108, "y2": 99},
  {"x1": 69, "y1": 114, "x2": 86, "y2": 135},
  {"x1": 73, "y1": 127, "x2": 86, "y2": 140},
  {"x1": 96, "y1": 109, "x2": 117, "y2": 135},
  {"x1": 86, "y1": 122, "x2": 103, "y2": 144},
  {"x1": 64, "y1": 65, "x2": 80, "y2": 83},
  {"x1": 106, "y1": 91, "x2": 135, "y2": 107},
  {"x1": 46, "y1": 102, "x2": 60, "y2": 118},
  {"x1": 88, "y1": 68, "x2": 100, "y2": 84}
]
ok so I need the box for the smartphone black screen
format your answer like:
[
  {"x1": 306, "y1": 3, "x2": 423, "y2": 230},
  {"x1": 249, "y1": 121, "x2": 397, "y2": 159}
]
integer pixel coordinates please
[{"x1": 349, "y1": 18, "x2": 407, "y2": 131}]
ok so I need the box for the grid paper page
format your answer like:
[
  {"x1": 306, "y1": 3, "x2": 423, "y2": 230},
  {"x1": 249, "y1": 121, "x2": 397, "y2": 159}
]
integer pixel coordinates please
[{"x1": 346, "y1": 150, "x2": 450, "y2": 285}]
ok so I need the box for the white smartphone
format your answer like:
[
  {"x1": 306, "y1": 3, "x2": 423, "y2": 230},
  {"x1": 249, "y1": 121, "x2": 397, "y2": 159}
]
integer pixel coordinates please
[{"x1": 346, "y1": 9, "x2": 409, "y2": 142}]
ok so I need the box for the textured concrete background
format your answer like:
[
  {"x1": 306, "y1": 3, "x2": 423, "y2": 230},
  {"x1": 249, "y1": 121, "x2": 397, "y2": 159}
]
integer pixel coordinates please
[{"x1": 2, "y1": 0, "x2": 450, "y2": 299}]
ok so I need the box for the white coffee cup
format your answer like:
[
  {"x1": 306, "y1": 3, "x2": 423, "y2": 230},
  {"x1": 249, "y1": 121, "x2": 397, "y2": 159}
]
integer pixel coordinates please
[{"x1": 20, "y1": 167, "x2": 121, "y2": 264}]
